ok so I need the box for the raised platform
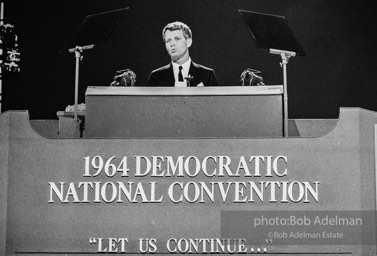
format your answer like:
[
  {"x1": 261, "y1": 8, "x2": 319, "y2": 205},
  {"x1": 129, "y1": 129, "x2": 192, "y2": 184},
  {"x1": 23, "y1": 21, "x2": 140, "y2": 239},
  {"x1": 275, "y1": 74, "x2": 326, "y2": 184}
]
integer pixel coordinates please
[{"x1": 1, "y1": 108, "x2": 376, "y2": 255}]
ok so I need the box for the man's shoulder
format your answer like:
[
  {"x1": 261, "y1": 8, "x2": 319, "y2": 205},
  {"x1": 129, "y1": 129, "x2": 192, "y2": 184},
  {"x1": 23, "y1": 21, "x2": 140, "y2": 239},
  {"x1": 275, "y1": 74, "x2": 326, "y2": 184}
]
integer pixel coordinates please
[
  {"x1": 151, "y1": 64, "x2": 172, "y2": 74},
  {"x1": 191, "y1": 62, "x2": 215, "y2": 72}
]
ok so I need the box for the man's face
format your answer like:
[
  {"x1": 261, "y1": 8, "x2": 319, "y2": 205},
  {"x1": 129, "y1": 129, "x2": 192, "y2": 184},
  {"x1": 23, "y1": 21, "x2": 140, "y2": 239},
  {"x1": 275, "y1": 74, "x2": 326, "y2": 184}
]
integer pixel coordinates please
[{"x1": 164, "y1": 29, "x2": 192, "y2": 62}]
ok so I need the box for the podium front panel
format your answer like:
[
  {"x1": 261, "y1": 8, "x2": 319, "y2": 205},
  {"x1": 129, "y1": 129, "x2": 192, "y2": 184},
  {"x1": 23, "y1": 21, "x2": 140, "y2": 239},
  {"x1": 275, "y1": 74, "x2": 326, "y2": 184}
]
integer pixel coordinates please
[{"x1": 85, "y1": 86, "x2": 283, "y2": 138}]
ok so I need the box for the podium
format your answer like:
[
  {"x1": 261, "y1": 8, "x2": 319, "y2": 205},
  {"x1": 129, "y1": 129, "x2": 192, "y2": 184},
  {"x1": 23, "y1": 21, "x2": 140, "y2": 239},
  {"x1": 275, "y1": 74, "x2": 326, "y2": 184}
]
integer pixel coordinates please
[{"x1": 84, "y1": 86, "x2": 284, "y2": 138}]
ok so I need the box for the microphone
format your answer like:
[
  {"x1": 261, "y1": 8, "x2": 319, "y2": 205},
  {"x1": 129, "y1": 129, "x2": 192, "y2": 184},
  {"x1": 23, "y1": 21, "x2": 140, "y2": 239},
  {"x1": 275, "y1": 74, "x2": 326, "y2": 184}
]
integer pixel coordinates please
[
  {"x1": 110, "y1": 69, "x2": 137, "y2": 86},
  {"x1": 240, "y1": 68, "x2": 265, "y2": 86}
]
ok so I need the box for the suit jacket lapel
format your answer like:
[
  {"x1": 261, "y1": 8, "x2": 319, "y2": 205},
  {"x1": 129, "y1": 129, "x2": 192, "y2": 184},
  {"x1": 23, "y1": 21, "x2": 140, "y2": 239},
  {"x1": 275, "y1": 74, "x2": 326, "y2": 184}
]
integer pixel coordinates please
[
  {"x1": 164, "y1": 63, "x2": 175, "y2": 86},
  {"x1": 188, "y1": 62, "x2": 199, "y2": 86}
]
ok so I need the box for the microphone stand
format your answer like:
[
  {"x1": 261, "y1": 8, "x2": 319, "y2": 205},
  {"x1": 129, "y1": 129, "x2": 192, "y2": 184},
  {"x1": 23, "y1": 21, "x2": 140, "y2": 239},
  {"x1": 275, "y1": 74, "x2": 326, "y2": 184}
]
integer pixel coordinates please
[
  {"x1": 68, "y1": 44, "x2": 94, "y2": 122},
  {"x1": 269, "y1": 48, "x2": 296, "y2": 137}
]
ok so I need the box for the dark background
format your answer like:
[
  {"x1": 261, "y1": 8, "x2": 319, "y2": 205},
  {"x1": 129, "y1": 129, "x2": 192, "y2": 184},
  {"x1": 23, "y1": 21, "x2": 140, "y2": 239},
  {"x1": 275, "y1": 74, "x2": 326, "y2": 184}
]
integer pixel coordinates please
[{"x1": 2, "y1": 0, "x2": 377, "y2": 119}]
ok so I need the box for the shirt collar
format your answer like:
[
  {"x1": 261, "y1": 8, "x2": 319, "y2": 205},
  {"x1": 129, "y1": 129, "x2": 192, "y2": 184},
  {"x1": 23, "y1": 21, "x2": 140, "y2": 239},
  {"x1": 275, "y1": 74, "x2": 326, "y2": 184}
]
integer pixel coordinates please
[{"x1": 172, "y1": 58, "x2": 191, "y2": 71}]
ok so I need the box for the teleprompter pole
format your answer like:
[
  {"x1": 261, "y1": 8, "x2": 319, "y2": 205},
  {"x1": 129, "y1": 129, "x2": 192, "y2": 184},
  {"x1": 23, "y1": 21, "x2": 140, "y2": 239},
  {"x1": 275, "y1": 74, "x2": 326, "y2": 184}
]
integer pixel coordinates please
[
  {"x1": 269, "y1": 48, "x2": 296, "y2": 137},
  {"x1": 68, "y1": 44, "x2": 94, "y2": 122}
]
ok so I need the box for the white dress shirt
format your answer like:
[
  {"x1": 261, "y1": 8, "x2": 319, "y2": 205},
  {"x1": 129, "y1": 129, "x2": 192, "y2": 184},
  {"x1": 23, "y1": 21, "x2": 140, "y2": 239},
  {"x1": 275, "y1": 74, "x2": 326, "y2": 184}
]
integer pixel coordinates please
[{"x1": 172, "y1": 58, "x2": 191, "y2": 86}]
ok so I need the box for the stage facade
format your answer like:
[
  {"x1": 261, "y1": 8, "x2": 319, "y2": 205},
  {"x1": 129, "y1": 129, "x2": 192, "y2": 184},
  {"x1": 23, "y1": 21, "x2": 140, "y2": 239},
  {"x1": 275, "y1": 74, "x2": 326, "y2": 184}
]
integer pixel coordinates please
[{"x1": 1, "y1": 87, "x2": 376, "y2": 255}]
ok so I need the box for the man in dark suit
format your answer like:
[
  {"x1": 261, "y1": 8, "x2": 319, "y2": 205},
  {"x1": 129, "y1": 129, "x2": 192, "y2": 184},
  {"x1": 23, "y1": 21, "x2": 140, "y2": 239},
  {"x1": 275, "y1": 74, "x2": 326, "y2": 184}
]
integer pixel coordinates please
[{"x1": 147, "y1": 21, "x2": 218, "y2": 87}]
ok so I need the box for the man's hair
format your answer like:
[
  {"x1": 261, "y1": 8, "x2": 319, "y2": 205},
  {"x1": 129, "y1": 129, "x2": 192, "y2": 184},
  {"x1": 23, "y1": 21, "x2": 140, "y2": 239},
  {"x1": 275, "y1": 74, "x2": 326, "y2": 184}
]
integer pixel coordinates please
[{"x1": 162, "y1": 21, "x2": 192, "y2": 41}]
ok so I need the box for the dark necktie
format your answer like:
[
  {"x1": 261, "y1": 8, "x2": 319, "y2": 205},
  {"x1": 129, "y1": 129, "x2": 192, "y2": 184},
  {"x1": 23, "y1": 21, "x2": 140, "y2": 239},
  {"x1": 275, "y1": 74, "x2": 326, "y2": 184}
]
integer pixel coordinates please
[{"x1": 178, "y1": 66, "x2": 184, "y2": 82}]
